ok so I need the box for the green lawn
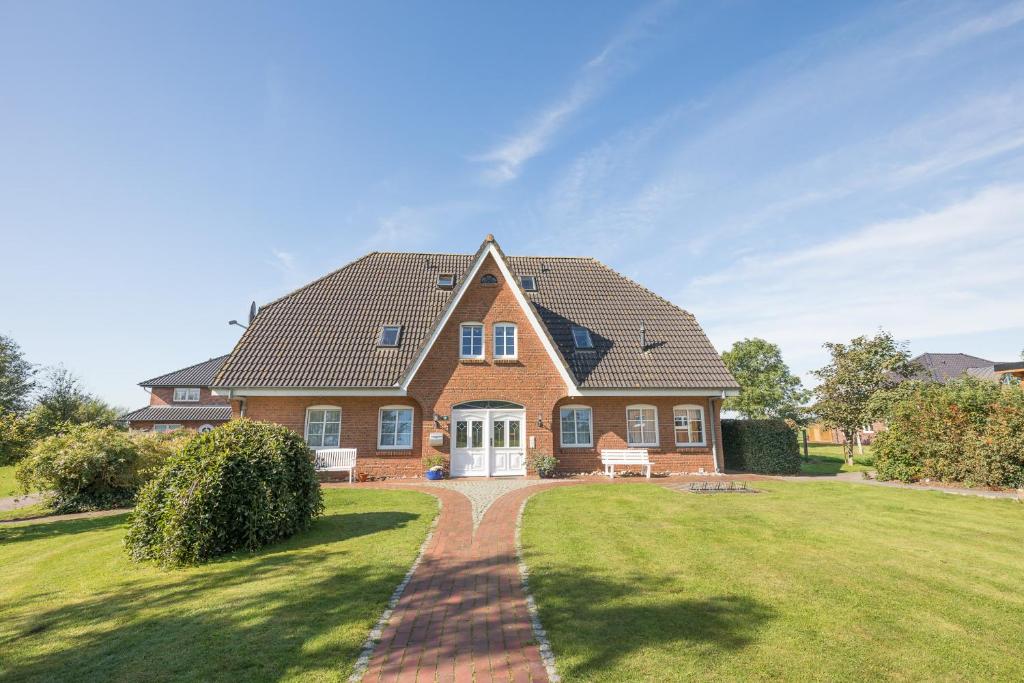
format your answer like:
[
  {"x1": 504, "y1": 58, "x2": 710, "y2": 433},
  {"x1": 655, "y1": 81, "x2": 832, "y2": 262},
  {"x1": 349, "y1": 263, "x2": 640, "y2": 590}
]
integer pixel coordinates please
[
  {"x1": 0, "y1": 488, "x2": 437, "y2": 682},
  {"x1": 522, "y1": 482, "x2": 1024, "y2": 681},
  {"x1": 0, "y1": 465, "x2": 22, "y2": 497},
  {"x1": 799, "y1": 443, "x2": 874, "y2": 475}
]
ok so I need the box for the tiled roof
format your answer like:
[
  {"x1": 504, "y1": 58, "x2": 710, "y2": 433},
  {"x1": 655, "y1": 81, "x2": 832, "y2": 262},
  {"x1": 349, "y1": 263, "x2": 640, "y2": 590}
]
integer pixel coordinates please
[
  {"x1": 909, "y1": 353, "x2": 995, "y2": 383},
  {"x1": 214, "y1": 244, "x2": 738, "y2": 391},
  {"x1": 121, "y1": 405, "x2": 233, "y2": 422},
  {"x1": 139, "y1": 356, "x2": 229, "y2": 388}
]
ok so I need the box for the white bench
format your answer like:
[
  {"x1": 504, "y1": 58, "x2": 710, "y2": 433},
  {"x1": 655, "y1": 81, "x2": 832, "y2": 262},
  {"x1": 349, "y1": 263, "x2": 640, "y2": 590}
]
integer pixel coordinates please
[
  {"x1": 600, "y1": 449, "x2": 651, "y2": 479},
  {"x1": 314, "y1": 448, "x2": 357, "y2": 483}
]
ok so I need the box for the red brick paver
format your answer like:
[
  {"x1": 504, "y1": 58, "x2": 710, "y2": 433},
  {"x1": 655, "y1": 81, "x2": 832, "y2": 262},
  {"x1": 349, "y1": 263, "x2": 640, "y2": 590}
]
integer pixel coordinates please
[{"x1": 343, "y1": 482, "x2": 572, "y2": 683}]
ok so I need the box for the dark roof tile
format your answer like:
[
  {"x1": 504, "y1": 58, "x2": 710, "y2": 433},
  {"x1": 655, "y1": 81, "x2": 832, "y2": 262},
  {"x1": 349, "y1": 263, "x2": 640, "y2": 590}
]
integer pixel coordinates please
[{"x1": 214, "y1": 248, "x2": 738, "y2": 390}]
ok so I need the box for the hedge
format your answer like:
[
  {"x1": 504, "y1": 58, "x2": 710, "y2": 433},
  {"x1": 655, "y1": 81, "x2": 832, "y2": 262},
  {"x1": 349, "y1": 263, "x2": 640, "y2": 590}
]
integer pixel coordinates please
[
  {"x1": 873, "y1": 378, "x2": 1024, "y2": 488},
  {"x1": 125, "y1": 419, "x2": 323, "y2": 566},
  {"x1": 722, "y1": 419, "x2": 800, "y2": 474}
]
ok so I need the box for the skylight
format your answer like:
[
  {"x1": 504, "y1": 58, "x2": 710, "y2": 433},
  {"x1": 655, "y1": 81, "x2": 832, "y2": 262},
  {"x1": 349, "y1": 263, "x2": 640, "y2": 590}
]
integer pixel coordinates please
[
  {"x1": 571, "y1": 325, "x2": 593, "y2": 349},
  {"x1": 378, "y1": 326, "x2": 402, "y2": 347},
  {"x1": 437, "y1": 274, "x2": 454, "y2": 289},
  {"x1": 520, "y1": 275, "x2": 537, "y2": 291}
]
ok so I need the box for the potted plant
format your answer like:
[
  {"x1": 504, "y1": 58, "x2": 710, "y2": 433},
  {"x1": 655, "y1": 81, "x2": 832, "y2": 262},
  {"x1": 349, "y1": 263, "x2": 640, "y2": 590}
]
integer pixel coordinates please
[{"x1": 423, "y1": 455, "x2": 446, "y2": 480}]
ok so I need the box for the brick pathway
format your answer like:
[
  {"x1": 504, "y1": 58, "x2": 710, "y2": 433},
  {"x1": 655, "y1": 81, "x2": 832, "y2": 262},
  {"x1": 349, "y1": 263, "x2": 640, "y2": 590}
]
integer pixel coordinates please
[{"x1": 344, "y1": 481, "x2": 574, "y2": 683}]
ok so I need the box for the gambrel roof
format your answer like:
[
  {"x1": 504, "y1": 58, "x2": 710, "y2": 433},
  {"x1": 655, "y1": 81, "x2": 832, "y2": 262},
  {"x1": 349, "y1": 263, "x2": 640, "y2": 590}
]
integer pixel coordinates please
[{"x1": 213, "y1": 237, "x2": 738, "y2": 393}]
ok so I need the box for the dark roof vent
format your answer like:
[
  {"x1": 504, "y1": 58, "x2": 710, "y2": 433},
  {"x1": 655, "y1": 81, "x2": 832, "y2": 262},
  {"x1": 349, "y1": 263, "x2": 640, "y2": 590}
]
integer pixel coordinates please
[{"x1": 640, "y1": 322, "x2": 647, "y2": 351}]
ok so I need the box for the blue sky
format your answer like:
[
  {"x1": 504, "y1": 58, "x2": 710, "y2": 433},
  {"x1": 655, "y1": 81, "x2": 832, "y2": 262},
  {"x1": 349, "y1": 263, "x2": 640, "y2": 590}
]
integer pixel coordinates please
[{"x1": 1, "y1": 0, "x2": 1022, "y2": 409}]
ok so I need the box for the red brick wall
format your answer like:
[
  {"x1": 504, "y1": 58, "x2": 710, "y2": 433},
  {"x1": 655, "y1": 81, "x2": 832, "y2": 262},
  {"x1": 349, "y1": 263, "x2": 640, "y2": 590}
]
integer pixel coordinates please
[
  {"x1": 551, "y1": 397, "x2": 723, "y2": 474},
  {"x1": 405, "y1": 253, "x2": 568, "y2": 468},
  {"x1": 228, "y1": 254, "x2": 722, "y2": 478},
  {"x1": 149, "y1": 387, "x2": 229, "y2": 407},
  {"x1": 242, "y1": 396, "x2": 425, "y2": 478}
]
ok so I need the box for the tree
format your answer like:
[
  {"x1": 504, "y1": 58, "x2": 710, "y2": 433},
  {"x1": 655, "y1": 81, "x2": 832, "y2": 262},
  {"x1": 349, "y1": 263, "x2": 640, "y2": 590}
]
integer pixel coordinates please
[
  {"x1": 722, "y1": 338, "x2": 810, "y2": 422},
  {"x1": 812, "y1": 331, "x2": 917, "y2": 465},
  {"x1": 31, "y1": 366, "x2": 122, "y2": 435},
  {"x1": 0, "y1": 334, "x2": 36, "y2": 414}
]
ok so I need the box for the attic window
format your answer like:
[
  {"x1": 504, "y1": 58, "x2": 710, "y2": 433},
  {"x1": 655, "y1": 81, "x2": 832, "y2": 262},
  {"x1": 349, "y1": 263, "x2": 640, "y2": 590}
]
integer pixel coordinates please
[
  {"x1": 437, "y1": 274, "x2": 454, "y2": 289},
  {"x1": 571, "y1": 326, "x2": 594, "y2": 349},
  {"x1": 520, "y1": 275, "x2": 537, "y2": 291},
  {"x1": 480, "y1": 273, "x2": 498, "y2": 285},
  {"x1": 378, "y1": 326, "x2": 402, "y2": 347}
]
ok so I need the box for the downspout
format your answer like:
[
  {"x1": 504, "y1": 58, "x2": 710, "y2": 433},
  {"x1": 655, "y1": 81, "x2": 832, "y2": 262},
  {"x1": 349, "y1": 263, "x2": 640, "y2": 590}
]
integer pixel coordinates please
[{"x1": 709, "y1": 393, "x2": 722, "y2": 474}]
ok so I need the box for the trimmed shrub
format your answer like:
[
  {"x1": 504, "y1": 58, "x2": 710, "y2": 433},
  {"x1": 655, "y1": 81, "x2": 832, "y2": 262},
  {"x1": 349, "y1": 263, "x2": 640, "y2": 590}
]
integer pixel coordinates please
[
  {"x1": 529, "y1": 453, "x2": 559, "y2": 478},
  {"x1": 125, "y1": 419, "x2": 323, "y2": 566},
  {"x1": 722, "y1": 419, "x2": 800, "y2": 474},
  {"x1": 15, "y1": 424, "x2": 186, "y2": 512},
  {"x1": 874, "y1": 378, "x2": 1024, "y2": 487}
]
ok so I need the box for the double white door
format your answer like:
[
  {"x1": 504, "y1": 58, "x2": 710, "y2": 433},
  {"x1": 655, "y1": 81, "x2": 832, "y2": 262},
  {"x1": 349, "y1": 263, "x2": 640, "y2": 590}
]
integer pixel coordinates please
[{"x1": 450, "y1": 409, "x2": 526, "y2": 477}]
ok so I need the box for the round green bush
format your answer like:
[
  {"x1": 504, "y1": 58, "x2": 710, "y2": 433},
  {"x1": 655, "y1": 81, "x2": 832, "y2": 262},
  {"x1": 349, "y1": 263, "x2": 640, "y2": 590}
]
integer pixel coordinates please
[{"x1": 125, "y1": 419, "x2": 323, "y2": 566}]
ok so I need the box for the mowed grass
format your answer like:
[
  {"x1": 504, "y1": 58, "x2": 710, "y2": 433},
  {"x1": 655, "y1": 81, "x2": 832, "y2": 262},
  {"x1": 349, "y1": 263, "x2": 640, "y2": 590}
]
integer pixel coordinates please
[
  {"x1": 799, "y1": 443, "x2": 874, "y2": 475},
  {"x1": 0, "y1": 488, "x2": 437, "y2": 682},
  {"x1": 521, "y1": 482, "x2": 1024, "y2": 681}
]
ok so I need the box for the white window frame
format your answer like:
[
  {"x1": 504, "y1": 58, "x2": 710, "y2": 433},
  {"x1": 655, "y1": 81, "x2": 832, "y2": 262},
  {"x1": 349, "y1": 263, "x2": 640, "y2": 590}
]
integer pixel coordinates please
[
  {"x1": 153, "y1": 423, "x2": 182, "y2": 433},
  {"x1": 460, "y1": 322, "x2": 485, "y2": 359},
  {"x1": 198, "y1": 424, "x2": 215, "y2": 434},
  {"x1": 304, "y1": 405, "x2": 342, "y2": 450},
  {"x1": 493, "y1": 322, "x2": 517, "y2": 360},
  {"x1": 437, "y1": 273, "x2": 455, "y2": 289},
  {"x1": 173, "y1": 387, "x2": 200, "y2": 402},
  {"x1": 378, "y1": 325, "x2": 402, "y2": 347},
  {"x1": 626, "y1": 404, "x2": 659, "y2": 447},
  {"x1": 673, "y1": 404, "x2": 706, "y2": 447},
  {"x1": 571, "y1": 325, "x2": 594, "y2": 349},
  {"x1": 378, "y1": 405, "x2": 414, "y2": 450},
  {"x1": 520, "y1": 275, "x2": 537, "y2": 291},
  {"x1": 559, "y1": 405, "x2": 593, "y2": 448}
]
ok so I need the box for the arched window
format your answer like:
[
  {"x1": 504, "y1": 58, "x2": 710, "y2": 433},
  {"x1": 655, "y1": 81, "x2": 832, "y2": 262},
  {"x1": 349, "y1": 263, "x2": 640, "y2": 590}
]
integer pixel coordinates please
[
  {"x1": 378, "y1": 405, "x2": 414, "y2": 449},
  {"x1": 305, "y1": 405, "x2": 341, "y2": 449},
  {"x1": 493, "y1": 322, "x2": 517, "y2": 359},
  {"x1": 626, "y1": 405, "x2": 659, "y2": 447},
  {"x1": 560, "y1": 405, "x2": 593, "y2": 447},
  {"x1": 198, "y1": 424, "x2": 215, "y2": 434},
  {"x1": 673, "y1": 405, "x2": 705, "y2": 446},
  {"x1": 480, "y1": 273, "x2": 498, "y2": 285}
]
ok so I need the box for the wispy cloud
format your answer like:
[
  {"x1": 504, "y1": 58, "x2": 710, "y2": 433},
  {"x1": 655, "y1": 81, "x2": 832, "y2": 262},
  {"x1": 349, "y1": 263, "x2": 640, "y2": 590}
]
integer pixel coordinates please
[
  {"x1": 685, "y1": 183, "x2": 1024, "y2": 381},
  {"x1": 473, "y1": 0, "x2": 677, "y2": 184}
]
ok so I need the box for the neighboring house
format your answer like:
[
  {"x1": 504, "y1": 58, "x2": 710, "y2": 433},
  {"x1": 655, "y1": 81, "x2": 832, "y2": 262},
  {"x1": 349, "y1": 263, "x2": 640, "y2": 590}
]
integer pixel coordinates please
[
  {"x1": 210, "y1": 236, "x2": 740, "y2": 478},
  {"x1": 805, "y1": 421, "x2": 884, "y2": 446},
  {"x1": 122, "y1": 355, "x2": 232, "y2": 432},
  {"x1": 906, "y1": 352, "x2": 1004, "y2": 384},
  {"x1": 993, "y1": 361, "x2": 1024, "y2": 384}
]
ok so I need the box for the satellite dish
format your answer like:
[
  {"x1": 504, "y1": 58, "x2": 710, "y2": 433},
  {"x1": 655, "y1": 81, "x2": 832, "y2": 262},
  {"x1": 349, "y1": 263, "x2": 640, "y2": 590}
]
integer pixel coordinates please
[{"x1": 248, "y1": 301, "x2": 258, "y2": 324}]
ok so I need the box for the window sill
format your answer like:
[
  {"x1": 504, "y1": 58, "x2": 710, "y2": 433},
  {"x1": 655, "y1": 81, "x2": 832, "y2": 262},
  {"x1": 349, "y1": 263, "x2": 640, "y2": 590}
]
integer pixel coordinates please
[
  {"x1": 459, "y1": 358, "x2": 487, "y2": 364},
  {"x1": 493, "y1": 357, "x2": 519, "y2": 364}
]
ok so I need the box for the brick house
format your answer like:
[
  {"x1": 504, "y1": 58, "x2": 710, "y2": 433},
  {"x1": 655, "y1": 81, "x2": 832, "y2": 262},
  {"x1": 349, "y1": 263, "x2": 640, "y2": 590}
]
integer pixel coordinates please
[
  {"x1": 122, "y1": 356, "x2": 232, "y2": 432},
  {"x1": 210, "y1": 236, "x2": 739, "y2": 478}
]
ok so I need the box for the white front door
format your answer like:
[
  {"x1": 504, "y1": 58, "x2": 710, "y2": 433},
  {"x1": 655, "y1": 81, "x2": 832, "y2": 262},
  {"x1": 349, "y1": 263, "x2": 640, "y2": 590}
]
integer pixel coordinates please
[
  {"x1": 490, "y1": 411, "x2": 526, "y2": 476},
  {"x1": 450, "y1": 407, "x2": 527, "y2": 477},
  {"x1": 451, "y1": 413, "x2": 487, "y2": 477}
]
